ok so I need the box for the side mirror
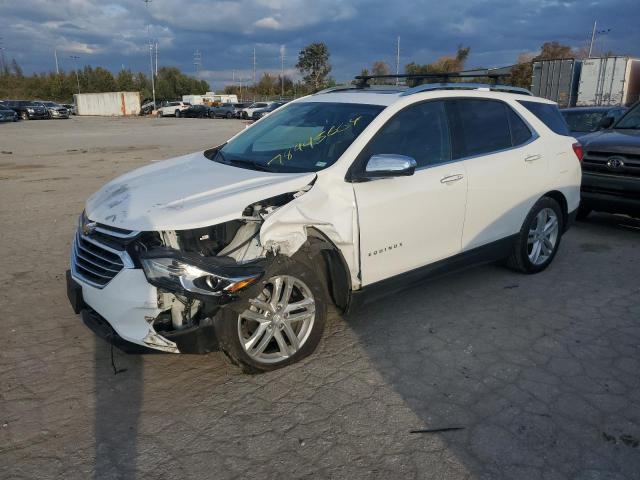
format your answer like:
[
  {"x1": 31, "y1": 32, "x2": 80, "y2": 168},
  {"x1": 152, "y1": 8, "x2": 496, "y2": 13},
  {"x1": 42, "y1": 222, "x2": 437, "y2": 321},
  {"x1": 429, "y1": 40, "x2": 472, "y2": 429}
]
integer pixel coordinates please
[
  {"x1": 359, "y1": 154, "x2": 417, "y2": 180},
  {"x1": 598, "y1": 116, "x2": 614, "y2": 129}
]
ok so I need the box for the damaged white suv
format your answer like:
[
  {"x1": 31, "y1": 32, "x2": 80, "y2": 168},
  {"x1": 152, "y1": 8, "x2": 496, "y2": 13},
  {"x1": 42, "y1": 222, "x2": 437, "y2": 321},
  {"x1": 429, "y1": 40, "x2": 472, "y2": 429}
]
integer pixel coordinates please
[{"x1": 67, "y1": 80, "x2": 582, "y2": 372}]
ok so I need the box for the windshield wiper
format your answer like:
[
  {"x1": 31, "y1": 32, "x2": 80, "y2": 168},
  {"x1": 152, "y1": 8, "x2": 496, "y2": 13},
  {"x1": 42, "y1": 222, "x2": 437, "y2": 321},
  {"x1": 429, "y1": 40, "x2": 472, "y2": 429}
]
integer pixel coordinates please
[{"x1": 227, "y1": 158, "x2": 273, "y2": 172}]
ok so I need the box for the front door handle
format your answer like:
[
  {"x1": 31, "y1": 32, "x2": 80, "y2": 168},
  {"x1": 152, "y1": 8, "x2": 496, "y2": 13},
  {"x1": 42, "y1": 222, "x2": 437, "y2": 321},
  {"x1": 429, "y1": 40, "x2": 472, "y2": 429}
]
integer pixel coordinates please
[
  {"x1": 525, "y1": 154, "x2": 542, "y2": 162},
  {"x1": 440, "y1": 174, "x2": 464, "y2": 184}
]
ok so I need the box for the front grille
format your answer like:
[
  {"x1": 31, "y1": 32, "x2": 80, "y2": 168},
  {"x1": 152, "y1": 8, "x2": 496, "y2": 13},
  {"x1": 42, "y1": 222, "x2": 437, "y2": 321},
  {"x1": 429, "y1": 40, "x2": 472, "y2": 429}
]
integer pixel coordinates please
[
  {"x1": 71, "y1": 221, "x2": 137, "y2": 288},
  {"x1": 583, "y1": 150, "x2": 640, "y2": 178}
]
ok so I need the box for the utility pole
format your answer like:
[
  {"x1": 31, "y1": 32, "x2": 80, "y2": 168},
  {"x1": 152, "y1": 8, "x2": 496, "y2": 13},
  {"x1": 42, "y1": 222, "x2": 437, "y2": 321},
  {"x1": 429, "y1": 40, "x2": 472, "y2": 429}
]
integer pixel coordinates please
[
  {"x1": 588, "y1": 20, "x2": 597, "y2": 58},
  {"x1": 143, "y1": 0, "x2": 156, "y2": 109},
  {"x1": 70, "y1": 55, "x2": 81, "y2": 94},
  {"x1": 280, "y1": 45, "x2": 285, "y2": 97},
  {"x1": 0, "y1": 37, "x2": 5, "y2": 73},
  {"x1": 193, "y1": 49, "x2": 202, "y2": 75},
  {"x1": 54, "y1": 49, "x2": 59, "y2": 74},
  {"x1": 395, "y1": 36, "x2": 400, "y2": 85},
  {"x1": 252, "y1": 47, "x2": 257, "y2": 101},
  {"x1": 155, "y1": 41, "x2": 158, "y2": 76}
]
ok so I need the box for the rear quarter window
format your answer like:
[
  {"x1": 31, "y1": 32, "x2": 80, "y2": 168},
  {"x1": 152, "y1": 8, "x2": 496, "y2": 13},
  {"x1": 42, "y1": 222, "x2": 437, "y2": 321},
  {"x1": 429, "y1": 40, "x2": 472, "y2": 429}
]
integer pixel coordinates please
[{"x1": 518, "y1": 100, "x2": 570, "y2": 136}]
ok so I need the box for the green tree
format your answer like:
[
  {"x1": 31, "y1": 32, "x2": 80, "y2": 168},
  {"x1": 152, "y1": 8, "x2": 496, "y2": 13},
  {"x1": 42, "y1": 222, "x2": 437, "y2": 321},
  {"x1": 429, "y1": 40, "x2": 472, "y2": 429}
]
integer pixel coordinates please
[
  {"x1": 404, "y1": 46, "x2": 470, "y2": 86},
  {"x1": 296, "y1": 42, "x2": 332, "y2": 92}
]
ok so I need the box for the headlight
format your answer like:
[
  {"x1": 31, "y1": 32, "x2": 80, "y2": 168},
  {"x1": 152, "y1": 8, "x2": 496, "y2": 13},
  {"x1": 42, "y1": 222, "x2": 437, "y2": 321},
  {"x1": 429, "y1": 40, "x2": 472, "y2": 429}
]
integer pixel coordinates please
[
  {"x1": 27, "y1": 108, "x2": 34, "y2": 113},
  {"x1": 141, "y1": 256, "x2": 261, "y2": 296}
]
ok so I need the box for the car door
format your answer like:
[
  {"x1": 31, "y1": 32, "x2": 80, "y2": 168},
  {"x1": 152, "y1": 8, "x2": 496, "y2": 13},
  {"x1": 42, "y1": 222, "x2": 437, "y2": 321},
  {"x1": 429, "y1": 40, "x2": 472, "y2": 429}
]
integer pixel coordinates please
[
  {"x1": 353, "y1": 100, "x2": 468, "y2": 285},
  {"x1": 445, "y1": 98, "x2": 546, "y2": 250}
]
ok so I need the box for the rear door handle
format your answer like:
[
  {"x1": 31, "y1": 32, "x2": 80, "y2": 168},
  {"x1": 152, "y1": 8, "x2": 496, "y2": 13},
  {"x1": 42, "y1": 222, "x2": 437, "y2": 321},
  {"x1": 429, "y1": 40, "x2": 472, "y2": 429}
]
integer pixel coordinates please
[
  {"x1": 440, "y1": 174, "x2": 464, "y2": 184},
  {"x1": 525, "y1": 154, "x2": 542, "y2": 162}
]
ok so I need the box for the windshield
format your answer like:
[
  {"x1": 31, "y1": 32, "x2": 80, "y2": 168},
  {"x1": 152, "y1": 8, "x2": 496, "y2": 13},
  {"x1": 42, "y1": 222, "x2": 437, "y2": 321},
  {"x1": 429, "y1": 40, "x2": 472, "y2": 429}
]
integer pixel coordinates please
[
  {"x1": 562, "y1": 110, "x2": 607, "y2": 133},
  {"x1": 615, "y1": 104, "x2": 640, "y2": 129},
  {"x1": 215, "y1": 102, "x2": 384, "y2": 173}
]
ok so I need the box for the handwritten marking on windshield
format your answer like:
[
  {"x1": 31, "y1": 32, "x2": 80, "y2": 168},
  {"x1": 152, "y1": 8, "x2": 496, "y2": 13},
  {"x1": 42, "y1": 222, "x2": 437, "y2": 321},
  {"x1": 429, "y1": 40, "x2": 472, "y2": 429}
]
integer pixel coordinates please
[{"x1": 267, "y1": 115, "x2": 363, "y2": 166}]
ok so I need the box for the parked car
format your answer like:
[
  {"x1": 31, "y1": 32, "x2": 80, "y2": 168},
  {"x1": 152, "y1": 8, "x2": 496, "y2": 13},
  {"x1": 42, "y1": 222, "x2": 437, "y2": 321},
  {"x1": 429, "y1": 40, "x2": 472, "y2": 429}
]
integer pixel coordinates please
[
  {"x1": 36, "y1": 101, "x2": 70, "y2": 119},
  {"x1": 561, "y1": 106, "x2": 627, "y2": 137},
  {"x1": 251, "y1": 102, "x2": 287, "y2": 120},
  {"x1": 0, "y1": 102, "x2": 18, "y2": 122},
  {"x1": 233, "y1": 102, "x2": 252, "y2": 118},
  {"x1": 62, "y1": 104, "x2": 77, "y2": 115},
  {"x1": 2, "y1": 100, "x2": 49, "y2": 120},
  {"x1": 67, "y1": 83, "x2": 581, "y2": 373},
  {"x1": 157, "y1": 101, "x2": 190, "y2": 117},
  {"x1": 181, "y1": 104, "x2": 210, "y2": 118},
  {"x1": 240, "y1": 101, "x2": 275, "y2": 119},
  {"x1": 577, "y1": 101, "x2": 640, "y2": 219},
  {"x1": 209, "y1": 103, "x2": 239, "y2": 119}
]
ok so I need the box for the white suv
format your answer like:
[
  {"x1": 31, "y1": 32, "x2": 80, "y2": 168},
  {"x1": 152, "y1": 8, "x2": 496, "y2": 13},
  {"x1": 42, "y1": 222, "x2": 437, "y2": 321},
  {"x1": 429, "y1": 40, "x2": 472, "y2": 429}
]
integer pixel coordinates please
[
  {"x1": 157, "y1": 101, "x2": 190, "y2": 117},
  {"x1": 67, "y1": 81, "x2": 582, "y2": 372}
]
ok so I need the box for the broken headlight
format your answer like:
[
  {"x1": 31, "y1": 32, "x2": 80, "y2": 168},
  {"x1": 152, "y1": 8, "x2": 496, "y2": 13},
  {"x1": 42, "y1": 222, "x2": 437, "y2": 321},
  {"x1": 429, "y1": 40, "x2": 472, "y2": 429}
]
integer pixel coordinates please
[{"x1": 141, "y1": 256, "x2": 262, "y2": 296}]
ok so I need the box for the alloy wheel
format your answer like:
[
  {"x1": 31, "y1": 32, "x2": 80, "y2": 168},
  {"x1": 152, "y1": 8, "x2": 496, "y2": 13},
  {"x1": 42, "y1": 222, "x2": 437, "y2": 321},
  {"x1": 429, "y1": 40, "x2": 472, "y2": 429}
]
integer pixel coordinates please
[
  {"x1": 527, "y1": 207, "x2": 559, "y2": 265},
  {"x1": 238, "y1": 275, "x2": 316, "y2": 364}
]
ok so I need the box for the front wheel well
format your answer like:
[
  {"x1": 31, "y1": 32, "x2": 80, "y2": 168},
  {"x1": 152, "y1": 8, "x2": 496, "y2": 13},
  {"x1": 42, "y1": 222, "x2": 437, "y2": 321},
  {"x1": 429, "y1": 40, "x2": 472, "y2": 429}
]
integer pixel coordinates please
[
  {"x1": 297, "y1": 228, "x2": 351, "y2": 312},
  {"x1": 542, "y1": 190, "x2": 569, "y2": 231}
]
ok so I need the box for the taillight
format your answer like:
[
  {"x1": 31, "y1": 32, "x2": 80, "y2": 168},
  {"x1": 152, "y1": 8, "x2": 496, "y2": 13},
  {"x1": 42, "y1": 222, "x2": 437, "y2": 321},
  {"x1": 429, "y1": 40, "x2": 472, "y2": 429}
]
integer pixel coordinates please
[{"x1": 572, "y1": 142, "x2": 584, "y2": 162}]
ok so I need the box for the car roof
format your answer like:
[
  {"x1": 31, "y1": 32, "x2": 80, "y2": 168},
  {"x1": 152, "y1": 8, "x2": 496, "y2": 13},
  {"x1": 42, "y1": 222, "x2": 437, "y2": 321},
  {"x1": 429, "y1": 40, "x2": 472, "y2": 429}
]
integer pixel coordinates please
[
  {"x1": 561, "y1": 106, "x2": 623, "y2": 113},
  {"x1": 296, "y1": 86, "x2": 552, "y2": 107}
]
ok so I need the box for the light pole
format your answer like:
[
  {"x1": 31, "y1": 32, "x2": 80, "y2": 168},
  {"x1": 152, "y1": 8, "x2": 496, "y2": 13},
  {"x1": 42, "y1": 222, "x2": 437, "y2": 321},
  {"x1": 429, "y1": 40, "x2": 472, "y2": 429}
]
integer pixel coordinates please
[
  {"x1": 70, "y1": 55, "x2": 81, "y2": 94},
  {"x1": 143, "y1": 0, "x2": 156, "y2": 110},
  {"x1": 588, "y1": 20, "x2": 611, "y2": 58}
]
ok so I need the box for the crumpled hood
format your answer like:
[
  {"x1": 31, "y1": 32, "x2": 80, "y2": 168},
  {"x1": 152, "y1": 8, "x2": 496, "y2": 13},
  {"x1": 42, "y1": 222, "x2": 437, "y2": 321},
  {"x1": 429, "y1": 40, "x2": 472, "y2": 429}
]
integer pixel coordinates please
[{"x1": 85, "y1": 151, "x2": 316, "y2": 231}]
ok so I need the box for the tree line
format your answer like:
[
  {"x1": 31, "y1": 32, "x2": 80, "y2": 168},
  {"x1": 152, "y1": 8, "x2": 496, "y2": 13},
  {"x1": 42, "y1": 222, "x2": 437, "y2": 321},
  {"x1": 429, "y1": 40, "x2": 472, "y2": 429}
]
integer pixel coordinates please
[
  {"x1": 0, "y1": 61, "x2": 209, "y2": 102},
  {"x1": 1, "y1": 40, "x2": 612, "y2": 103}
]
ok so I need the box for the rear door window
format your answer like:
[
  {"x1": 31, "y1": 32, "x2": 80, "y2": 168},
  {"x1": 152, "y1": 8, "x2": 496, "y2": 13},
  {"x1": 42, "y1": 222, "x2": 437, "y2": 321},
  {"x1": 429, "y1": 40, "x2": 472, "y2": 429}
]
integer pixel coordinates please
[
  {"x1": 447, "y1": 99, "x2": 513, "y2": 159},
  {"x1": 507, "y1": 108, "x2": 533, "y2": 146},
  {"x1": 518, "y1": 100, "x2": 570, "y2": 136}
]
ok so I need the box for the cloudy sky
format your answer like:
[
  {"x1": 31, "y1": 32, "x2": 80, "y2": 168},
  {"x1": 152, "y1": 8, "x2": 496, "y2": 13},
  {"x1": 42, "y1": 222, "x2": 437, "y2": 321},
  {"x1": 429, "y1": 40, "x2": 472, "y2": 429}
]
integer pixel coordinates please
[{"x1": 1, "y1": 0, "x2": 639, "y2": 89}]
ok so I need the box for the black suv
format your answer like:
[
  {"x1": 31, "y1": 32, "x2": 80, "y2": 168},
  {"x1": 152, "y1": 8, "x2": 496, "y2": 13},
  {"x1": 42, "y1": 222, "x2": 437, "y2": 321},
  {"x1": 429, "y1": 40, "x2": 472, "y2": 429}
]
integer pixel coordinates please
[
  {"x1": 2, "y1": 100, "x2": 49, "y2": 120},
  {"x1": 578, "y1": 101, "x2": 640, "y2": 219}
]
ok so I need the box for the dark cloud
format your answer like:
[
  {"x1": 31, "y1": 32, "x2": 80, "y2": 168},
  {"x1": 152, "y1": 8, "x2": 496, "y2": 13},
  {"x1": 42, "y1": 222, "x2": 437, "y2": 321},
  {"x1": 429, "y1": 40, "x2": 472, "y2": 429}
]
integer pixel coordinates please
[{"x1": 1, "y1": 0, "x2": 638, "y2": 89}]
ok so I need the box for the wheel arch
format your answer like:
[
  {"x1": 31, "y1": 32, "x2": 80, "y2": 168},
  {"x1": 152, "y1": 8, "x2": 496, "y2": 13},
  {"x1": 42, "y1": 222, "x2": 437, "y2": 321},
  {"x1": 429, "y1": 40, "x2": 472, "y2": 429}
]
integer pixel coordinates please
[
  {"x1": 298, "y1": 227, "x2": 352, "y2": 312},
  {"x1": 542, "y1": 190, "x2": 569, "y2": 231}
]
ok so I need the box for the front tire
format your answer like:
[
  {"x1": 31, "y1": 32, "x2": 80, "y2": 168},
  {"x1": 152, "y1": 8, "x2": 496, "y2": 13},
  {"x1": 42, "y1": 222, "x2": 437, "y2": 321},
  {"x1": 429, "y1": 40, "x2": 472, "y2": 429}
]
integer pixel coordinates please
[
  {"x1": 175, "y1": 109, "x2": 181, "y2": 117},
  {"x1": 215, "y1": 258, "x2": 327, "y2": 373},
  {"x1": 21, "y1": 112, "x2": 29, "y2": 120},
  {"x1": 576, "y1": 205, "x2": 591, "y2": 221},
  {"x1": 506, "y1": 197, "x2": 564, "y2": 274}
]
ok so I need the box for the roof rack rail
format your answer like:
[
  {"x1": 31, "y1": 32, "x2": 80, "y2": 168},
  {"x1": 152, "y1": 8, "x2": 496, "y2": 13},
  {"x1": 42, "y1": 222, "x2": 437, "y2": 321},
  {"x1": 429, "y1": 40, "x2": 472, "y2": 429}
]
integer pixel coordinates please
[{"x1": 400, "y1": 82, "x2": 532, "y2": 97}]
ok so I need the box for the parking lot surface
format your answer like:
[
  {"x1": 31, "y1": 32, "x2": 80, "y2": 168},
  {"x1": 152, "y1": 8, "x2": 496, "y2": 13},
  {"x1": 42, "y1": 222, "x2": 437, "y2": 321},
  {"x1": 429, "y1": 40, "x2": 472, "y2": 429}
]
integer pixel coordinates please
[{"x1": 1, "y1": 117, "x2": 639, "y2": 480}]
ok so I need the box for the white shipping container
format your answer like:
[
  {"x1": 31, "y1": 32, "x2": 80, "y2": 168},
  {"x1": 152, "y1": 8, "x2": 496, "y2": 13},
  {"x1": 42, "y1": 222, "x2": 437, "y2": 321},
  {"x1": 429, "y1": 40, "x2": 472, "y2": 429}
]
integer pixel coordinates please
[
  {"x1": 74, "y1": 92, "x2": 141, "y2": 116},
  {"x1": 577, "y1": 57, "x2": 640, "y2": 107}
]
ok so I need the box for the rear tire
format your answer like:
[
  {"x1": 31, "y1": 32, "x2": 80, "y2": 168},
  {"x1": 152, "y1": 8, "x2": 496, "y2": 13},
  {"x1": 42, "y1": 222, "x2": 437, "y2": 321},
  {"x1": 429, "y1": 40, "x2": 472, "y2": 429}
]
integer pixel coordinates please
[
  {"x1": 506, "y1": 197, "x2": 564, "y2": 274},
  {"x1": 215, "y1": 257, "x2": 327, "y2": 373}
]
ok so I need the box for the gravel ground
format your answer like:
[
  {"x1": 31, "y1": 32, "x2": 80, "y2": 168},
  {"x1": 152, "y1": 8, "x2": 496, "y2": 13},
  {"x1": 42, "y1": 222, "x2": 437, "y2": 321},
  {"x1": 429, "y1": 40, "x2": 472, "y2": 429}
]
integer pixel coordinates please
[{"x1": 1, "y1": 116, "x2": 639, "y2": 480}]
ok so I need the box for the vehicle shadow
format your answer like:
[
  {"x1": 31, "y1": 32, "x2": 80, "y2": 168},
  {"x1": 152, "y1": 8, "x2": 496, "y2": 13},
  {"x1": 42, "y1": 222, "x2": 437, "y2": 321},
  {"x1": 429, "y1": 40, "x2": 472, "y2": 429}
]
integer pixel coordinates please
[
  {"x1": 343, "y1": 218, "x2": 640, "y2": 478},
  {"x1": 93, "y1": 336, "x2": 144, "y2": 479}
]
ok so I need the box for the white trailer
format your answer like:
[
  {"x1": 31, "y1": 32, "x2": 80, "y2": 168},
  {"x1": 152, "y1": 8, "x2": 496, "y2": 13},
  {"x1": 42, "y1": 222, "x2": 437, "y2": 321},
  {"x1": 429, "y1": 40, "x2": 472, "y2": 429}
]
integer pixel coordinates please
[
  {"x1": 182, "y1": 95, "x2": 204, "y2": 105},
  {"x1": 74, "y1": 92, "x2": 141, "y2": 116},
  {"x1": 577, "y1": 56, "x2": 640, "y2": 107}
]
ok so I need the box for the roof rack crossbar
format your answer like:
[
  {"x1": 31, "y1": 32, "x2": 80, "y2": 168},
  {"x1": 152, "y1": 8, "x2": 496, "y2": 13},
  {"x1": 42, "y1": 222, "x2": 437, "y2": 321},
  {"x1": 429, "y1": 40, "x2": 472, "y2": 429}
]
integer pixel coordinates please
[{"x1": 354, "y1": 72, "x2": 511, "y2": 87}]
